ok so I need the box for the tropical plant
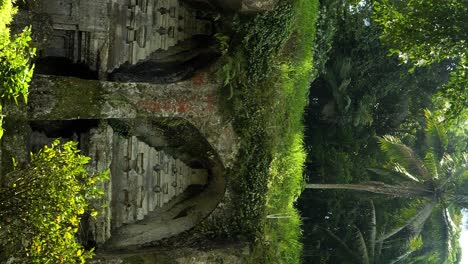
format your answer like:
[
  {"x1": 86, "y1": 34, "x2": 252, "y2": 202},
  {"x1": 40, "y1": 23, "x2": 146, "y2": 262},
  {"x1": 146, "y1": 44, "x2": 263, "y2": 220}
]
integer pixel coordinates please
[
  {"x1": 307, "y1": 110, "x2": 467, "y2": 263},
  {"x1": 0, "y1": 0, "x2": 36, "y2": 138},
  {"x1": 0, "y1": 140, "x2": 108, "y2": 263}
]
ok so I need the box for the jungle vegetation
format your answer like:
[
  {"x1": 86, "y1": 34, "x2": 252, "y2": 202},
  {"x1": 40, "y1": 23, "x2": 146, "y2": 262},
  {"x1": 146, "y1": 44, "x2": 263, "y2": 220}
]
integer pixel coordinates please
[
  {"x1": 299, "y1": 0, "x2": 467, "y2": 263},
  {"x1": 221, "y1": 0, "x2": 466, "y2": 262}
]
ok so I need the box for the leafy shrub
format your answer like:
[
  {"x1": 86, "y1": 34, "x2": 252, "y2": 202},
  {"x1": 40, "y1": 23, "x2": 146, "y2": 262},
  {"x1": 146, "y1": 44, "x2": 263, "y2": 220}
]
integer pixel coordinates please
[
  {"x1": 231, "y1": 2, "x2": 294, "y2": 83},
  {"x1": 0, "y1": 27, "x2": 35, "y2": 104},
  {"x1": 0, "y1": 0, "x2": 36, "y2": 138},
  {"x1": 0, "y1": 140, "x2": 108, "y2": 263}
]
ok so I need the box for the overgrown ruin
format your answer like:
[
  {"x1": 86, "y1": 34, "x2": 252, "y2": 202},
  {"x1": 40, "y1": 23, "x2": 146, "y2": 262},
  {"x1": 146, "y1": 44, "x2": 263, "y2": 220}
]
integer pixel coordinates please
[{"x1": 1, "y1": 0, "x2": 280, "y2": 262}]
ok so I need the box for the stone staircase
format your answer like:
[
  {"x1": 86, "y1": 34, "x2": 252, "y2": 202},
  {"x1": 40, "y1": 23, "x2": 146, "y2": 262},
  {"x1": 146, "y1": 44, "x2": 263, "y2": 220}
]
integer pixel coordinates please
[
  {"x1": 85, "y1": 125, "x2": 209, "y2": 244},
  {"x1": 111, "y1": 134, "x2": 209, "y2": 230},
  {"x1": 109, "y1": 0, "x2": 213, "y2": 70}
]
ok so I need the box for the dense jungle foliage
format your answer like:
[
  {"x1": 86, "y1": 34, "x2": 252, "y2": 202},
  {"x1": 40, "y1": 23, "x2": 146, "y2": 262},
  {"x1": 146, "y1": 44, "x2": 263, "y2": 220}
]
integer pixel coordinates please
[
  {"x1": 220, "y1": 0, "x2": 466, "y2": 262},
  {"x1": 299, "y1": 0, "x2": 467, "y2": 263}
]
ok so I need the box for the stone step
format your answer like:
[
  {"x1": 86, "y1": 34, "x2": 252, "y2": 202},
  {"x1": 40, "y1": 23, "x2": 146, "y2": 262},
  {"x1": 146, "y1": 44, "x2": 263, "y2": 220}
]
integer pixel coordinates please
[{"x1": 109, "y1": 132, "x2": 209, "y2": 231}]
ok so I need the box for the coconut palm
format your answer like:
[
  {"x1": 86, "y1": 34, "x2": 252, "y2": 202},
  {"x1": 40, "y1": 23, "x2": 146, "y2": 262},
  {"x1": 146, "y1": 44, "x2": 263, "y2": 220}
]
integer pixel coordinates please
[{"x1": 307, "y1": 110, "x2": 467, "y2": 262}]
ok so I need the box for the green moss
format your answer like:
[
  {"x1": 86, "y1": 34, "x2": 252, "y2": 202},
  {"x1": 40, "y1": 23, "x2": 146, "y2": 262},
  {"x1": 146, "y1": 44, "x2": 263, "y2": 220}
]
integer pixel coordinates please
[{"x1": 48, "y1": 76, "x2": 103, "y2": 119}]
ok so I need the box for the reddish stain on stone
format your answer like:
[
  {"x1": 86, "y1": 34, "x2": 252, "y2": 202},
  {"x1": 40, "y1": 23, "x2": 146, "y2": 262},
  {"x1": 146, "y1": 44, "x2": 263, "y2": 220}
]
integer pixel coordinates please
[
  {"x1": 137, "y1": 100, "x2": 168, "y2": 113},
  {"x1": 192, "y1": 72, "x2": 206, "y2": 86},
  {"x1": 178, "y1": 101, "x2": 188, "y2": 112},
  {"x1": 205, "y1": 93, "x2": 216, "y2": 111},
  {"x1": 137, "y1": 99, "x2": 193, "y2": 114}
]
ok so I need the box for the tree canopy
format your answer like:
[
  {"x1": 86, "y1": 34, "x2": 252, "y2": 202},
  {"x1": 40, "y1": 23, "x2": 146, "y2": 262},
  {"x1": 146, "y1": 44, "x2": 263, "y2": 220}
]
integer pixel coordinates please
[{"x1": 373, "y1": 0, "x2": 468, "y2": 121}]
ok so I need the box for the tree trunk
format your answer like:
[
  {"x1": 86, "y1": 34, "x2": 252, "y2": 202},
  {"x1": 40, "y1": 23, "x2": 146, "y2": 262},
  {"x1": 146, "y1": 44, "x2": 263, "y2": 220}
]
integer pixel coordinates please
[{"x1": 305, "y1": 182, "x2": 433, "y2": 198}]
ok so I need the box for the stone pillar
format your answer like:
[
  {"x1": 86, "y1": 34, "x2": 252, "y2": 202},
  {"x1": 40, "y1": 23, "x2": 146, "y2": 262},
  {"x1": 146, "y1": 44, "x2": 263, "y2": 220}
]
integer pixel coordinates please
[
  {"x1": 86, "y1": 123, "x2": 114, "y2": 244},
  {"x1": 27, "y1": 74, "x2": 218, "y2": 121}
]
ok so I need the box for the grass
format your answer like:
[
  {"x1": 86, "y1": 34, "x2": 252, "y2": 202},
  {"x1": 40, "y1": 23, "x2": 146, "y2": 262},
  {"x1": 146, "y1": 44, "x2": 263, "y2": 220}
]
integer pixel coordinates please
[{"x1": 218, "y1": 0, "x2": 319, "y2": 262}]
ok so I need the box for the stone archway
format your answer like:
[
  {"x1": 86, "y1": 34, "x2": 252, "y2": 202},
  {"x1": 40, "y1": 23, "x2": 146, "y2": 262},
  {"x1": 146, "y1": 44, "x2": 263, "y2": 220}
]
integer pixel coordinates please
[
  {"x1": 25, "y1": 68, "x2": 238, "y2": 249},
  {"x1": 78, "y1": 119, "x2": 227, "y2": 250},
  {"x1": 26, "y1": 118, "x2": 227, "y2": 250}
]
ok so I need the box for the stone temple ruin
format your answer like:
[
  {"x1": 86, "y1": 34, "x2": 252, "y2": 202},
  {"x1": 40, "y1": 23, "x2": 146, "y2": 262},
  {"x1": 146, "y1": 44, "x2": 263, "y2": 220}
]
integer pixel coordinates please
[{"x1": 2, "y1": 0, "x2": 277, "y2": 261}]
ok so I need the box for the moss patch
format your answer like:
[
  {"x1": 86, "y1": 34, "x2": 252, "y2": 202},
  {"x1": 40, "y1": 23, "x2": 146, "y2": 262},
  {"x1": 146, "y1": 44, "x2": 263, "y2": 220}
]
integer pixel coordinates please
[{"x1": 50, "y1": 76, "x2": 102, "y2": 119}]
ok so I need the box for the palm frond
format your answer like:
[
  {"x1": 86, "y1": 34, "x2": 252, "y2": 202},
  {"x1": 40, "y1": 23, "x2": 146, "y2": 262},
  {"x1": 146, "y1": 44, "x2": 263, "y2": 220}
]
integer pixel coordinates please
[
  {"x1": 423, "y1": 151, "x2": 440, "y2": 179},
  {"x1": 379, "y1": 136, "x2": 430, "y2": 180},
  {"x1": 389, "y1": 236, "x2": 422, "y2": 264},
  {"x1": 367, "y1": 167, "x2": 420, "y2": 183},
  {"x1": 378, "y1": 199, "x2": 436, "y2": 242},
  {"x1": 451, "y1": 195, "x2": 468, "y2": 208},
  {"x1": 436, "y1": 153, "x2": 457, "y2": 182},
  {"x1": 321, "y1": 227, "x2": 362, "y2": 263},
  {"x1": 354, "y1": 226, "x2": 369, "y2": 264},
  {"x1": 440, "y1": 160, "x2": 468, "y2": 193},
  {"x1": 390, "y1": 250, "x2": 414, "y2": 264},
  {"x1": 430, "y1": 205, "x2": 452, "y2": 263},
  {"x1": 375, "y1": 220, "x2": 386, "y2": 260},
  {"x1": 441, "y1": 205, "x2": 455, "y2": 241},
  {"x1": 424, "y1": 109, "x2": 448, "y2": 159},
  {"x1": 393, "y1": 163, "x2": 422, "y2": 183}
]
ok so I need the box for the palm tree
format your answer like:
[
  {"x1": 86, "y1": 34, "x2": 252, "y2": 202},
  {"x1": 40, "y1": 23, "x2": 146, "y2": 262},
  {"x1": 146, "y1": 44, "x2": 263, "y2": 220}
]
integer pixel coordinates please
[{"x1": 307, "y1": 110, "x2": 467, "y2": 261}]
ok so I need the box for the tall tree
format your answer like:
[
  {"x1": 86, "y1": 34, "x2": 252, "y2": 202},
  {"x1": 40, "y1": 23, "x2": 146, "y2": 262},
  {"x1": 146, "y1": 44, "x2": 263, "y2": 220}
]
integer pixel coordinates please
[
  {"x1": 373, "y1": 0, "x2": 468, "y2": 120},
  {"x1": 306, "y1": 111, "x2": 467, "y2": 263}
]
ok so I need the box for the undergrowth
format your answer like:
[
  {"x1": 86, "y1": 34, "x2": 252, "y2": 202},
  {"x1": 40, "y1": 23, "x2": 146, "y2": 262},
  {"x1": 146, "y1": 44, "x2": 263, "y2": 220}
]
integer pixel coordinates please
[{"x1": 218, "y1": 0, "x2": 319, "y2": 263}]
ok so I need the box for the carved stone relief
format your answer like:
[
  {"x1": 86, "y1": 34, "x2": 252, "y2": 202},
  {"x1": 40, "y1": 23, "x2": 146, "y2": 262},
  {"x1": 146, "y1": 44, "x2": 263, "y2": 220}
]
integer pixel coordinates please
[{"x1": 31, "y1": 0, "x2": 214, "y2": 77}]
